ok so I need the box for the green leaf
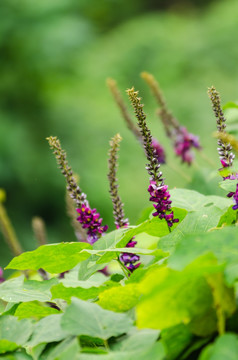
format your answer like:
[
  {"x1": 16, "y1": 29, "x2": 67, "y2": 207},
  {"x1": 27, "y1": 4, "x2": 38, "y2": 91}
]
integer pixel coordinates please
[
  {"x1": 206, "y1": 273, "x2": 236, "y2": 335},
  {"x1": 219, "y1": 179, "x2": 237, "y2": 193},
  {"x1": 199, "y1": 333, "x2": 238, "y2": 360},
  {"x1": 168, "y1": 226, "x2": 238, "y2": 274},
  {"x1": 15, "y1": 301, "x2": 60, "y2": 320},
  {"x1": 136, "y1": 206, "x2": 154, "y2": 224},
  {"x1": 40, "y1": 337, "x2": 79, "y2": 360},
  {"x1": 0, "y1": 349, "x2": 33, "y2": 359},
  {"x1": 6, "y1": 242, "x2": 92, "y2": 273},
  {"x1": 169, "y1": 189, "x2": 231, "y2": 211},
  {"x1": 223, "y1": 101, "x2": 238, "y2": 110},
  {"x1": 27, "y1": 314, "x2": 68, "y2": 347},
  {"x1": 136, "y1": 266, "x2": 214, "y2": 333},
  {"x1": 0, "y1": 316, "x2": 33, "y2": 354},
  {"x1": 160, "y1": 323, "x2": 193, "y2": 360},
  {"x1": 98, "y1": 284, "x2": 140, "y2": 312},
  {"x1": 51, "y1": 280, "x2": 118, "y2": 303},
  {"x1": 117, "y1": 218, "x2": 169, "y2": 247},
  {"x1": 0, "y1": 276, "x2": 58, "y2": 303},
  {"x1": 78, "y1": 342, "x2": 165, "y2": 360},
  {"x1": 218, "y1": 205, "x2": 237, "y2": 227},
  {"x1": 111, "y1": 328, "x2": 159, "y2": 352},
  {"x1": 159, "y1": 205, "x2": 224, "y2": 252},
  {"x1": 82, "y1": 247, "x2": 166, "y2": 266},
  {"x1": 92, "y1": 229, "x2": 128, "y2": 251},
  {"x1": 61, "y1": 298, "x2": 133, "y2": 340}
]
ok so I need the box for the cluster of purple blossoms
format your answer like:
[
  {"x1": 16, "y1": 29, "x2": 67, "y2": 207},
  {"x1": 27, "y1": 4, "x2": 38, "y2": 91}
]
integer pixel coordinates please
[
  {"x1": 227, "y1": 184, "x2": 238, "y2": 210},
  {"x1": 119, "y1": 239, "x2": 140, "y2": 272},
  {"x1": 148, "y1": 181, "x2": 179, "y2": 227},
  {"x1": 151, "y1": 138, "x2": 166, "y2": 164},
  {"x1": 174, "y1": 127, "x2": 201, "y2": 165},
  {"x1": 117, "y1": 223, "x2": 140, "y2": 272},
  {"x1": 0, "y1": 267, "x2": 5, "y2": 283},
  {"x1": 76, "y1": 205, "x2": 108, "y2": 245}
]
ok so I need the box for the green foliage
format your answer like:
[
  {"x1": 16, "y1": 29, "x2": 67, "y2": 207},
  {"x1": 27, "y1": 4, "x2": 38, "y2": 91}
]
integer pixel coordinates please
[
  {"x1": 0, "y1": 186, "x2": 238, "y2": 358},
  {"x1": 6, "y1": 243, "x2": 92, "y2": 273},
  {"x1": 2, "y1": 0, "x2": 238, "y2": 268},
  {"x1": 1, "y1": 2, "x2": 238, "y2": 357}
]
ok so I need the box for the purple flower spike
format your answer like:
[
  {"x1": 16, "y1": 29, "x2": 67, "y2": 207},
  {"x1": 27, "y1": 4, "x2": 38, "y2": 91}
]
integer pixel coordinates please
[
  {"x1": 77, "y1": 206, "x2": 108, "y2": 244},
  {"x1": 127, "y1": 87, "x2": 179, "y2": 229},
  {"x1": 119, "y1": 238, "x2": 141, "y2": 272},
  {"x1": 0, "y1": 267, "x2": 5, "y2": 283},
  {"x1": 152, "y1": 138, "x2": 166, "y2": 164},
  {"x1": 148, "y1": 180, "x2": 179, "y2": 227},
  {"x1": 174, "y1": 127, "x2": 201, "y2": 165},
  {"x1": 227, "y1": 184, "x2": 238, "y2": 210}
]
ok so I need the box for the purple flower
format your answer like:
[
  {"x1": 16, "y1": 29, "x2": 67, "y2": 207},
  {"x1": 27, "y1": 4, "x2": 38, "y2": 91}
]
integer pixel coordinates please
[
  {"x1": 174, "y1": 127, "x2": 201, "y2": 165},
  {"x1": 227, "y1": 184, "x2": 238, "y2": 210},
  {"x1": 117, "y1": 223, "x2": 140, "y2": 273},
  {"x1": 152, "y1": 138, "x2": 166, "y2": 164},
  {"x1": 76, "y1": 205, "x2": 108, "y2": 244},
  {"x1": 119, "y1": 238, "x2": 141, "y2": 272},
  {"x1": 0, "y1": 267, "x2": 5, "y2": 283},
  {"x1": 148, "y1": 180, "x2": 179, "y2": 227}
]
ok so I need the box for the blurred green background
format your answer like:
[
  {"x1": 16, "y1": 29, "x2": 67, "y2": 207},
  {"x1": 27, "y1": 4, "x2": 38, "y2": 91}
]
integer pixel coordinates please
[{"x1": 1, "y1": 0, "x2": 238, "y2": 267}]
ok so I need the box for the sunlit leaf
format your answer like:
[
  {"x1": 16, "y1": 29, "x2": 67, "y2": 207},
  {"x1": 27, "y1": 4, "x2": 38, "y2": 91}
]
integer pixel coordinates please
[{"x1": 6, "y1": 242, "x2": 92, "y2": 273}]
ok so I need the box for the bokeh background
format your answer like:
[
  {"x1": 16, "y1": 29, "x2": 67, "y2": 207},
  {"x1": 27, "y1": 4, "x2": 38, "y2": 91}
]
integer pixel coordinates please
[{"x1": 1, "y1": 0, "x2": 238, "y2": 267}]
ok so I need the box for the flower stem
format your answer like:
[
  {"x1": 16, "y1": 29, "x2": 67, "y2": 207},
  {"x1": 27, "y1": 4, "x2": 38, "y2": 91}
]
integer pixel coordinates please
[
  {"x1": 0, "y1": 202, "x2": 22, "y2": 257},
  {"x1": 117, "y1": 256, "x2": 130, "y2": 279}
]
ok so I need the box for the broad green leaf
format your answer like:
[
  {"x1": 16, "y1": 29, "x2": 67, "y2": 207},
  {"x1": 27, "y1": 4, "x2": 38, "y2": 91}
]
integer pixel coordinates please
[
  {"x1": 180, "y1": 338, "x2": 210, "y2": 360},
  {"x1": 117, "y1": 218, "x2": 170, "y2": 247},
  {"x1": 136, "y1": 206, "x2": 154, "y2": 223},
  {"x1": 206, "y1": 274, "x2": 236, "y2": 335},
  {"x1": 98, "y1": 284, "x2": 140, "y2": 312},
  {"x1": 0, "y1": 349, "x2": 32, "y2": 359},
  {"x1": 160, "y1": 323, "x2": 193, "y2": 360},
  {"x1": 218, "y1": 205, "x2": 237, "y2": 226},
  {"x1": 6, "y1": 243, "x2": 92, "y2": 273},
  {"x1": 15, "y1": 301, "x2": 60, "y2": 320},
  {"x1": 61, "y1": 298, "x2": 133, "y2": 340},
  {"x1": 169, "y1": 189, "x2": 231, "y2": 211},
  {"x1": 168, "y1": 226, "x2": 238, "y2": 274},
  {"x1": 40, "y1": 337, "x2": 79, "y2": 360},
  {"x1": 159, "y1": 205, "x2": 224, "y2": 252},
  {"x1": 136, "y1": 266, "x2": 214, "y2": 333},
  {"x1": 77, "y1": 257, "x2": 108, "y2": 281},
  {"x1": 51, "y1": 280, "x2": 118, "y2": 303},
  {"x1": 219, "y1": 179, "x2": 237, "y2": 193},
  {"x1": 199, "y1": 333, "x2": 238, "y2": 360},
  {"x1": 223, "y1": 101, "x2": 238, "y2": 110},
  {"x1": 0, "y1": 276, "x2": 58, "y2": 303},
  {"x1": 62, "y1": 271, "x2": 108, "y2": 288},
  {"x1": 82, "y1": 247, "x2": 166, "y2": 265},
  {"x1": 27, "y1": 314, "x2": 68, "y2": 347},
  {"x1": 0, "y1": 316, "x2": 33, "y2": 354},
  {"x1": 77, "y1": 342, "x2": 165, "y2": 360},
  {"x1": 93, "y1": 229, "x2": 128, "y2": 251},
  {"x1": 111, "y1": 328, "x2": 159, "y2": 352},
  {"x1": 224, "y1": 263, "x2": 238, "y2": 285}
]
